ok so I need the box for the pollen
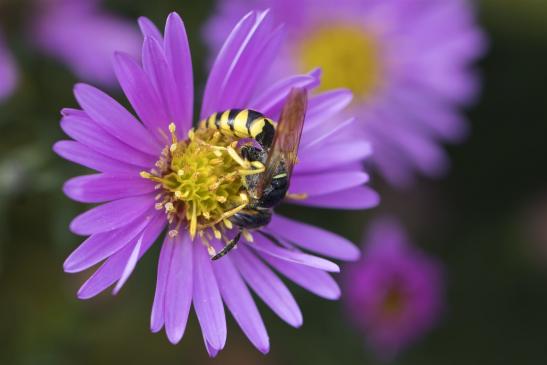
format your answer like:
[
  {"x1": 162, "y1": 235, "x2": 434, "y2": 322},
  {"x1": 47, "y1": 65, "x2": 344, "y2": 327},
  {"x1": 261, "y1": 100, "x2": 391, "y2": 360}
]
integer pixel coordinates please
[
  {"x1": 141, "y1": 123, "x2": 255, "y2": 242},
  {"x1": 296, "y1": 24, "x2": 382, "y2": 100}
]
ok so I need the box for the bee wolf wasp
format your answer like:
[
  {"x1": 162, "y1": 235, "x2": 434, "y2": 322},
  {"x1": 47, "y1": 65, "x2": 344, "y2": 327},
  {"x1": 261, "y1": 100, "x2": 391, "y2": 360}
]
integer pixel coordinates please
[{"x1": 199, "y1": 88, "x2": 308, "y2": 260}]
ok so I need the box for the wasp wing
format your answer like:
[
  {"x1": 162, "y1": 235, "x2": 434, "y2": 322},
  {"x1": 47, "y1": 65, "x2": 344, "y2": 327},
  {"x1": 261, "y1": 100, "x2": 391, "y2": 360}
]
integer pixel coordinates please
[{"x1": 257, "y1": 87, "x2": 308, "y2": 196}]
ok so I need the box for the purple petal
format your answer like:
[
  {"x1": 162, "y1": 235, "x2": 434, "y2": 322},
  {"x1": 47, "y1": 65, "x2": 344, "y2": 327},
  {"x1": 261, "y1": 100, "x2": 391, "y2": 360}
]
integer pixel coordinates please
[
  {"x1": 222, "y1": 23, "x2": 285, "y2": 109},
  {"x1": 259, "y1": 253, "x2": 340, "y2": 300},
  {"x1": 53, "y1": 141, "x2": 139, "y2": 174},
  {"x1": 150, "y1": 235, "x2": 173, "y2": 333},
  {"x1": 266, "y1": 215, "x2": 360, "y2": 261},
  {"x1": 77, "y1": 213, "x2": 166, "y2": 299},
  {"x1": 233, "y1": 246, "x2": 302, "y2": 327},
  {"x1": 69, "y1": 195, "x2": 154, "y2": 236},
  {"x1": 212, "y1": 246, "x2": 269, "y2": 354},
  {"x1": 289, "y1": 170, "x2": 369, "y2": 197},
  {"x1": 289, "y1": 186, "x2": 380, "y2": 210},
  {"x1": 200, "y1": 11, "x2": 255, "y2": 117},
  {"x1": 249, "y1": 73, "x2": 318, "y2": 117},
  {"x1": 164, "y1": 234, "x2": 193, "y2": 344},
  {"x1": 164, "y1": 12, "x2": 194, "y2": 132},
  {"x1": 63, "y1": 173, "x2": 154, "y2": 203},
  {"x1": 0, "y1": 33, "x2": 18, "y2": 101},
  {"x1": 193, "y1": 244, "x2": 226, "y2": 351},
  {"x1": 113, "y1": 52, "x2": 170, "y2": 140},
  {"x1": 60, "y1": 112, "x2": 156, "y2": 168},
  {"x1": 73, "y1": 83, "x2": 160, "y2": 155},
  {"x1": 301, "y1": 117, "x2": 356, "y2": 150},
  {"x1": 64, "y1": 210, "x2": 154, "y2": 273},
  {"x1": 295, "y1": 141, "x2": 372, "y2": 174},
  {"x1": 251, "y1": 235, "x2": 340, "y2": 273},
  {"x1": 203, "y1": 336, "x2": 220, "y2": 358},
  {"x1": 138, "y1": 16, "x2": 163, "y2": 42},
  {"x1": 31, "y1": 4, "x2": 141, "y2": 86},
  {"x1": 304, "y1": 89, "x2": 353, "y2": 127},
  {"x1": 112, "y1": 232, "x2": 144, "y2": 294}
]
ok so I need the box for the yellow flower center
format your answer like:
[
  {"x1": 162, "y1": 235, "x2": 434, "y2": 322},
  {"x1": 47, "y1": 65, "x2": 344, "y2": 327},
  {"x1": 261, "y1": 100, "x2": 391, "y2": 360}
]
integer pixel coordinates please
[
  {"x1": 380, "y1": 285, "x2": 406, "y2": 318},
  {"x1": 297, "y1": 24, "x2": 382, "y2": 99},
  {"x1": 141, "y1": 124, "x2": 261, "y2": 249}
]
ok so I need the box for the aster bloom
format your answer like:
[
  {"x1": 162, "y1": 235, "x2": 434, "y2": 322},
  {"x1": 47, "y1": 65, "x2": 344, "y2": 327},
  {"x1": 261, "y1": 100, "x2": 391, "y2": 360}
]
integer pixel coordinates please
[
  {"x1": 54, "y1": 11, "x2": 378, "y2": 355},
  {"x1": 0, "y1": 32, "x2": 18, "y2": 101},
  {"x1": 344, "y1": 217, "x2": 444, "y2": 359},
  {"x1": 204, "y1": 0, "x2": 487, "y2": 187},
  {"x1": 30, "y1": 0, "x2": 141, "y2": 86},
  {"x1": 0, "y1": 0, "x2": 140, "y2": 99}
]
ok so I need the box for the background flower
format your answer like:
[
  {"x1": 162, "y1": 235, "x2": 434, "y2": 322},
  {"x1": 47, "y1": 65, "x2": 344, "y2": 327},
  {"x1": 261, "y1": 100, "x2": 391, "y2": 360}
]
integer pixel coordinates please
[
  {"x1": 344, "y1": 217, "x2": 444, "y2": 360},
  {"x1": 0, "y1": 32, "x2": 18, "y2": 101},
  {"x1": 204, "y1": 0, "x2": 487, "y2": 187},
  {"x1": 30, "y1": 0, "x2": 142, "y2": 87},
  {"x1": 54, "y1": 10, "x2": 378, "y2": 356}
]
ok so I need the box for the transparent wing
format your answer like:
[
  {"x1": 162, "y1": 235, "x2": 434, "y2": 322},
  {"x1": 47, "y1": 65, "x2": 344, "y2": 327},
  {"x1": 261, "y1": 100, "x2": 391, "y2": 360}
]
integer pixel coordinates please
[{"x1": 257, "y1": 87, "x2": 308, "y2": 195}]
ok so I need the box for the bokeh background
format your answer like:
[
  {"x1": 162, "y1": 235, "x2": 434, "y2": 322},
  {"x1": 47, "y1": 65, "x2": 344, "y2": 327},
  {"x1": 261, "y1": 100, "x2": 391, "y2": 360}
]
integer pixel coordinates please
[{"x1": 1, "y1": 0, "x2": 547, "y2": 364}]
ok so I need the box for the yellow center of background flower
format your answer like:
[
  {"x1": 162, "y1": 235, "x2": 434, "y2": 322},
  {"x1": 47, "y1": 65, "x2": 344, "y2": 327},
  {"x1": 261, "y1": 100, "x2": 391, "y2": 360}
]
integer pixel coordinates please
[
  {"x1": 141, "y1": 125, "x2": 250, "y2": 242},
  {"x1": 297, "y1": 24, "x2": 382, "y2": 99}
]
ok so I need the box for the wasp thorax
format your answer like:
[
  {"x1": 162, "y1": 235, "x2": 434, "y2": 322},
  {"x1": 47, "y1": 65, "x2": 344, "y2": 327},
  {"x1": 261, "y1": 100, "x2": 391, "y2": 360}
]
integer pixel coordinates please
[{"x1": 141, "y1": 123, "x2": 259, "y2": 245}]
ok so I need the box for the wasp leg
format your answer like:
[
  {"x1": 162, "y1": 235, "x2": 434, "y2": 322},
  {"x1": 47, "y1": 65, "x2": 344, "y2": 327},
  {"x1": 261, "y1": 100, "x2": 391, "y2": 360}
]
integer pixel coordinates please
[{"x1": 211, "y1": 230, "x2": 242, "y2": 260}]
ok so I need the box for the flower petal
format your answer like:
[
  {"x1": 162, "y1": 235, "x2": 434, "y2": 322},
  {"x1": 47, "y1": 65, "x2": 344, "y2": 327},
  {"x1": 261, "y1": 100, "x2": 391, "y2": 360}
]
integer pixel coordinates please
[
  {"x1": 295, "y1": 141, "x2": 372, "y2": 174},
  {"x1": 164, "y1": 234, "x2": 193, "y2": 344},
  {"x1": 138, "y1": 16, "x2": 163, "y2": 42},
  {"x1": 112, "y1": 232, "x2": 144, "y2": 294},
  {"x1": 193, "y1": 244, "x2": 226, "y2": 351},
  {"x1": 289, "y1": 170, "x2": 369, "y2": 197},
  {"x1": 113, "y1": 52, "x2": 170, "y2": 140},
  {"x1": 266, "y1": 215, "x2": 360, "y2": 261},
  {"x1": 301, "y1": 117, "x2": 356, "y2": 150},
  {"x1": 304, "y1": 89, "x2": 353, "y2": 127},
  {"x1": 233, "y1": 246, "x2": 302, "y2": 327},
  {"x1": 250, "y1": 69, "x2": 320, "y2": 118},
  {"x1": 0, "y1": 32, "x2": 18, "y2": 101},
  {"x1": 289, "y1": 186, "x2": 380, "y2": 210},
  {"x1": 64, "y1": 210, "x2": 153, "y2": 273},
  {"x1": 76, "y1": 213, "x2": 166, "y2": 299},
  {"x1": 63, "y1": 173, "x2": 154, "y2": 203},
  {"x1": 259, "y1": 253, "x2": 340, "y2": 300},
  {"x1": 164, "y1": 12, "x2": 194, "y2": 131},
  {"x1": 60, "y1": 112, "x2": 155, "y2": 167},
  {"x1": 73, "y1": 83, "x2": 160, "y2": 155},
  {"x1": 212, "y1": 246, "x2": 269, "y2": 354},
  {"x1": 53, "y1": 141, "x2": 139, "y2": 174},
  {"x1": 69, "y1": 195, "x2": 154, "y2": 236},
  {"x1": 251, "y1": 235, "x2": 339, "y2": 273}
]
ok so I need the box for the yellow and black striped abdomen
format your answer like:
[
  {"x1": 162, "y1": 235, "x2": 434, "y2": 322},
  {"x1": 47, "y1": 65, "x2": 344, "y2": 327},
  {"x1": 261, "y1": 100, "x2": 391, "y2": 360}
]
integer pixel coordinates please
[{"x1": 199, "y1": 109, "x2": 277, "y2": 149}]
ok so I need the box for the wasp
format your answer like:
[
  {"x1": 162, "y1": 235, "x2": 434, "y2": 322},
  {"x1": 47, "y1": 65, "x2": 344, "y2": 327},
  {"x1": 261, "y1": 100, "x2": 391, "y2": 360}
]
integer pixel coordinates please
[{"x1": 199, "y1": 88, "x2": 308, "y2": 260}]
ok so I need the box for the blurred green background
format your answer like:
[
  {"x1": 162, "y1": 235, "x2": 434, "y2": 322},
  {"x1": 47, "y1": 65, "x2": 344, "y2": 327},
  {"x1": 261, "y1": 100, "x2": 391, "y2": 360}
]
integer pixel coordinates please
[{"x1": 1, "y1": 0, "x2": 547, "y2": 364}]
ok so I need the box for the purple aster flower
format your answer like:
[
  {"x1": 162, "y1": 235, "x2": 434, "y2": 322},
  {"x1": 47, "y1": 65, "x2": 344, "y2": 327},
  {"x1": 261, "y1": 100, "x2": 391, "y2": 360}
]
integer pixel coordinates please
[
  {"x1": 54, "y1": 11, "x2": 379, "y2": 355},
  {"x1": 30, "y1": 0, "x2": 141, "y2": 86},
  {"x1": 204, "y1": 0, "x2": 487, "y2": 187},
  {"x1": 344, "y1": 217, "x2": 444, "y2": 359},
  {"x1": 0, "y1": 31, "x2": 18, "y2": 101}
]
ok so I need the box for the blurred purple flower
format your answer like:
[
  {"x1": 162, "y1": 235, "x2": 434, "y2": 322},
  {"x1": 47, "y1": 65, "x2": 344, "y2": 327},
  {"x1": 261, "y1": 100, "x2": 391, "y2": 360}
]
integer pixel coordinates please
[
  {"x1": 204, "y1": 0, "x2": 487, "y2": 187},
  {"x1": 54, "y1": 11, "x2": 378, "y2": 355},
  {"x1": 344, "y1": 217, "x2": 444, "y2": 359},
  {"x1": 0, "y1": 32, "x2": 18, "y2": 101},
  {"x1": 31, "y1": 0, "x2": 141, "y2": 86}
]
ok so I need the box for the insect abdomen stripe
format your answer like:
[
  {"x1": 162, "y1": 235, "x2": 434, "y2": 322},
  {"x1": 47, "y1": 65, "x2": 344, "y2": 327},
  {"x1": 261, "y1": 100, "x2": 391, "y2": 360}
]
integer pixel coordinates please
[{"x1": 199, "y1": 108, "x2": 276, "y2": 149}]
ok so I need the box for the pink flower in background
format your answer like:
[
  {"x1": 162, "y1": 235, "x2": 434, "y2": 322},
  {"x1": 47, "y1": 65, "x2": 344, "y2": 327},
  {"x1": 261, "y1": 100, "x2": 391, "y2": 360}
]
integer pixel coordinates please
[
  {"x1": 31, "y1": 0, "x2": 141, "y2": 87},
  {"x1": 344, "y1": 217, "x2": 444, "y2": 359},
  {"x1": 0, "y1": 32, "x2": 18, "y2": 101},
  {"x1": 0, "y1": 0, "x2": 140, "y2": 100},
  {"x1": 204, "y1": 0, "x2": 487, "y2": 187},
  {"x1": 55, "y1": 11, "x2": 378, "y2": 355}
]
